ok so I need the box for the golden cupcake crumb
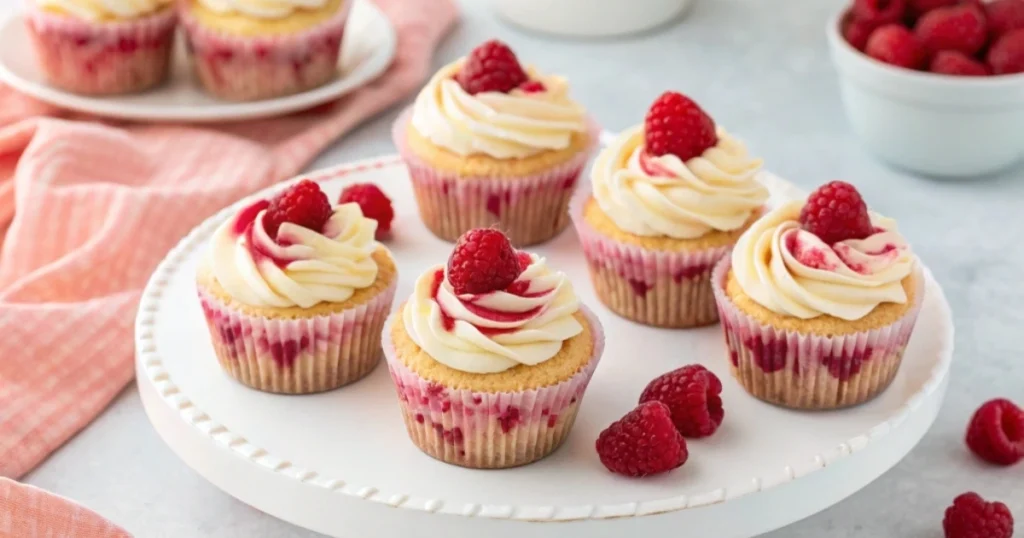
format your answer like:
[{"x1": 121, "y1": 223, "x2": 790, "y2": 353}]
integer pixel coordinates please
[{"x1": 390, "y1": 306, "x2": 595, "y2": 392}]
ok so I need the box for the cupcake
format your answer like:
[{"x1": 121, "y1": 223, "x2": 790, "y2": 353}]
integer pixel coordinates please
[
  {"x1": 393, "y1": 39, "x2": 599, "y2": 247},
  {"x1": 178, "y1": 0, "x2": 351, "y2": 101},
  {"x1": 25, "y1": 0, "x2": 177, "y2": 95},
  {"x1": 712, "y1": 181, "x2": 924, "y2": 410},
  {"x1": 383, "y1": 229, "x2": 605, "y2": 468},
  {"x1": 570, "y1": 91, "x2": 768, "y2": 328},
  {"x1": 197, "y1": 179, "x2": 397, "y2": 394}
]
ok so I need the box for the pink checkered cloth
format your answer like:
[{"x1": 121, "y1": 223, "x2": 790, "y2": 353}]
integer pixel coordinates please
[{"x1": 0, "y1": 0, "x2": 457, "y2": 532}]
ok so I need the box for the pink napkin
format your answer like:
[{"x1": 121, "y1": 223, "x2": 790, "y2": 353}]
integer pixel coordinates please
[{"x1": 0, "y1": 0, "x2": 458, "y2": 489}]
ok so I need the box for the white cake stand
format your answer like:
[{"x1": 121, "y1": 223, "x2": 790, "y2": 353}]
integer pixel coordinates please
[{"x1": 136, "y1": 156, "x2": 954, "y2": 538}]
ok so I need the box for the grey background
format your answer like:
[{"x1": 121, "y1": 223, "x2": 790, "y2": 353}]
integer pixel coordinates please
[{"x1": 13, "y1": 0, "x2": 1024, "y2": 536}]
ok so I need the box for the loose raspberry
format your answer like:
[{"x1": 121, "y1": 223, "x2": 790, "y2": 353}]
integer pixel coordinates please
[
  {"x1": 915, "y1": 4, "x2": 989, "y2": 56},
  {"x1": 263, "y1": 179, "x2": 332, "y2": 239},
  {"x1": 338, "y1": 183, "x2": 394, "y2": 239},
  {"x1": 930, "y1": 50, "x2": 991, "y2": 75},
  {"x1": 518, "y1": 80, "x2": 546, "y2": 93},
  {"x1": 643, "y1": 91, "x2": 718, "y2": 162},
  {"x1": 986, "y1": 0, "x2": 1024, "y2": 39},
  {"x1": 988, "y1": 29, "x2": 1024, "y2": 74},
  {"x1": 943, "y1": 492, "x2": 1014, "y2": 538},
  {"x1": 965, "y1": 398, "x2": 1024, "y2": 465},
  {"x1": 906, "y1": 0, "x2": 959, "y2": 21},
  {"x1": 456, "y1": 40, "x2": 528, "y2": 95},
  {"x1": 446, "y1": 228, "x2": 522, "y2": 295},
  {"x1": 844, "y1": 13, "x2": 878, "y2": 50},
  {"x1": 866, "y1": 24, "x2": 927, "y2": 69},
  {"x1": 596, "y1": 401, "x2": 688, "y2": 477},
  {"x1": 639, "y1": 365, "x2": 724, "y2": 438},
  {"x1": 799, "y1": 181, "x2": 874, "y2": 244},
  {"x1": 853, "y1": 0, "x2": 906, "y2": 25}
]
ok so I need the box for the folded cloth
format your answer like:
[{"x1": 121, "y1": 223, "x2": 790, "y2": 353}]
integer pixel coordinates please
[
  {"x1": 0, "y1": 0, "x2": 458, "y2": 481},
  {"x1": 0, "y1": 477, "x2": 131, "y2": 537}
]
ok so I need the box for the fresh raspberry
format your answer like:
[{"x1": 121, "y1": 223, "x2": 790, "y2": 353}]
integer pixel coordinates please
[
  {"x1": 866, "y1": 24, "x2": 927, "y2": 69},
  {"x1": 446, "y1": 229, "x2": 522, "y2": 295},
  {"x1": 943, "y1": 492, "x2": 1014, "y2": 538},
  {"x1": 595, "y1": 401, "x2": 688, "y2": 477},
  {"x1": 930, "y1": 50, "x2": 991, "y2": 75},
  {"x1": 799, "y1": 181, "x2": 874, "y2": 244},
  {"x1": 518, "y1": 80, "x2": 546, "y2": 93},
  {"x1": 338, "y1": 183, "x2": 394, "y2": 239},
  {"x1": 853, "y1": 0, "x2": 906, "y2": 25},
  {"x1": 906, "y1": 0, "x2": 959, "y2": 21},
  {"x1": 639, "y1": 365, "x2": 724, "y2": 438},
  {"x1": 844, "y1": 13, "x2": 878, "y2": 50},
  {"x1": 456, "y1": 40, "x2": 528, "y2": 95},
  {"x1": 915, "y1": 4, "x2": 989, "y2": 56},
  {"x1": 985, "y1": 0, "x2": 1024, "y2": 39},
  {"x1": 987, "y1": 29, "x2": 1024, "y2": 74},
  {"x1": 965, "y1": 398, "x2": 1024, "y2": 465},
  {"x1": 643, "y1": 91, "x2": 718, "y2": 162},
  {"x1": 263, "y1": 179, "x2": 332, "y2": 239}
]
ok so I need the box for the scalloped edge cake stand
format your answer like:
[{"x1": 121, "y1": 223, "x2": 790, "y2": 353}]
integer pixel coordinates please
[{"x1": 136, "y1": 156, "x2": 954, "y2": 538}]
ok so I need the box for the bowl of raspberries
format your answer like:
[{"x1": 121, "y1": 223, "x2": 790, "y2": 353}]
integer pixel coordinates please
[{"x1": 827, "y1": 0, "x2": 1024, "y2": 178}]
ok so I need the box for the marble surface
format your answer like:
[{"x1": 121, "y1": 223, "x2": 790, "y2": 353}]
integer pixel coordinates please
[{"x1": 14, "y1": 0, "x2": 1024, "y2": 536}]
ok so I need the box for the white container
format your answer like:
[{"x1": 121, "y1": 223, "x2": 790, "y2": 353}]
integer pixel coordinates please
[
  {"x1": 826, "y1": 12, "x2": 1024, "y2": 178},
  {"x1": 495, "y1": 0, "x2": 693, "y2": 37}
]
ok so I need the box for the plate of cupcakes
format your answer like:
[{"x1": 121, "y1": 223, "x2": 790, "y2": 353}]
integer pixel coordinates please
[
  {"x1": 137, "y1": 41, "x2": 955, "y2": 538},
  {"x1": 0, "y1": 0, "x2": 396, "y2": 122}
]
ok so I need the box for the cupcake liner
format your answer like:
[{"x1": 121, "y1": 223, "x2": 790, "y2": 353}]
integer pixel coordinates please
[
  {"x1": 198, "y1": 276, "x2": 397, "y2": 394},
  {"x1": 568, "y1": 188, "x2": 730, "y2": 328},
  {"x1": 382, "y1": 306, "x2": 605, "y2": 469},
  {"x1": 393, "y1": 108, "x2": 601, "y2": 247},
  {"x1": 24, "y1": 5, "x2": 177, "y2": 95},
  {"x1": 711, "y1": 257, "x2": 926, "y2": 410},
  {"x1": 179, "y1": 0, "x2": 351, "y2": 101}
]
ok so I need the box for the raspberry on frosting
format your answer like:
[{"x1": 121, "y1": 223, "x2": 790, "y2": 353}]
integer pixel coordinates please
[
  {"x1": 263, "y1": 179, "x2": 333, "y2": 240},
  {"x1": 446, "y1": 228, "x2": 523, "y2": 295},
  {"x1": 643, "y1": 91, "x2": 718, "y2": 162},
  {"x1": 456, "y1": 40, "x2": 528, "y2": 95},
  {"x1": 338, "y1": 183, "x2": 394, "y2": 239},
  {"x1": 799, "y1": 181, "x2": 874, "y2": 245}
]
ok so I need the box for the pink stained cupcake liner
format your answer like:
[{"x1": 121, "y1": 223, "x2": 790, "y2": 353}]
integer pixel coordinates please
[
  {"x1": 568, "y1": 188, "x2": 731, "y2": 328},
  {"x1": 711, "y1": 257, "x2": 926, "y2": 410},
  {"x1": 198, "y1": 276, "x2": 397, "y2": 394},
  {"x1": 382, "y1": 306, "x2": 605, "y2": 469},
  {"x1": 392, "y1": 107, "x2": 602, "y2": 247},
  {"x1": 178, "y1": 0, "x2": 352, "y2": 101},
  {"x1": 24, "y1": 5, "x2": 177, "y2": 95}
]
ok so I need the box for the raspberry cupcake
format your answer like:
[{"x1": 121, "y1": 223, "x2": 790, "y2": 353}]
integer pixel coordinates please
[
  {"x1": 570, "y1": 91, "x2": 768, "y2": 328},
  {"x1": 393, "y1": 40, "x2": 599, "y2": 247},
  {"x1": 713, "y1": 181, "x2": 925, "y2": 410},
  {"x1": 179, "y1": 0, "x2": 351, "y2": 101},
  {"x1": 25, "y1": 0, "x2": 177, "y2": 95},
  {"x1": 197, "y1": 180, "x2": 397, "y2": 394},
  {"x1": 383, "y1": 229, "x2": 605, "y2": 468}
]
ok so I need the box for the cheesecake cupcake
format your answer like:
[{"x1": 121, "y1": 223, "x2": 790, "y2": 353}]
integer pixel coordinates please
[
  {"x1": 383, "y1": 228, "x2": 605, "y2": 468},
  {"x1": 25, "y1": 0, "x2": 177, "y2": 95},
  {"x1": 197, "y1": 179, "x2": 397, "y2": 394},
  {"x1": 179, "y1": 0, "x2": 351, "y2": 101},
  {"x1": 713, "y1": 181, "x2": 924, "y2": 410},
  {"x1": 393, "y1": 39, "x2": 599, "y2": 247},
  {"x1": 571, "y1": 91, "x2": 768, "y2": 328}
]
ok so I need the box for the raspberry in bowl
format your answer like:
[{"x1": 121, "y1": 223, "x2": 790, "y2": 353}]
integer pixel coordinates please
[
  {"x1": 196, "y1": 179, "x2": 398, "y2": 394},
  {"x1": 570, "y1": 90, "x2": 768, "y2": 328},
  {"x1": 711, "y1": 181, "x2": 925, "y2": 410},
  {"x1": 381, "y1": 228, "x2": 605, "y2": 469},
  {"x1": 392, "y1": 40, "x2": 600, "y2": 247},
  {"x1": 827, "y1": 1, "x2": 1024, "y2": 177}
]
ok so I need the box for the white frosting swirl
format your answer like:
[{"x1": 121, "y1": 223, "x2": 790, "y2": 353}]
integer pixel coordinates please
[
  {"x1": 37, "y1": 0, "x2": 171, "y2": 20},
  {"x1": 731, "y1": 200, "x2": 915, "y2": 321},
  {"x1": 592, "y1": 125, "x2": 768, "y2": 239},
  {"x1": 196, "y1": 0, "x2": 327, "y2": 18},
  {"x1": 403, "y1": 255, "x2": 583, "y2": 374},
  {"x1": 208, "y1": 201, "x2": 380, "y2": 309},
  {"x1": 410, "y1": 60, "x2": 588, "y2": 159}
]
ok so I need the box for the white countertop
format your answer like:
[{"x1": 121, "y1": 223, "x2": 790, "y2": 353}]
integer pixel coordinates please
[{"x1": 14, "y1": 0, "x2": 1024, "y2": 536}]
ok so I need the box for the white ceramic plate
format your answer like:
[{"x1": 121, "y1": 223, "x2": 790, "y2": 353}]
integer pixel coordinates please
[
  {"x1": 0, "y1": 0, "x2": 396, "y2": 123},
  {"x1": 136, "y1": 157, "x2": 954, "y2": 538}
]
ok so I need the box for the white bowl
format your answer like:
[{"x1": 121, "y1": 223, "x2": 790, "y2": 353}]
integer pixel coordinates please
[
  {"x1": 494, "y1": 0, "x2": 694, "y2": 37},
  {"x1": 826, "y1": 12, "x2": 1024, "y2": 178}
]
